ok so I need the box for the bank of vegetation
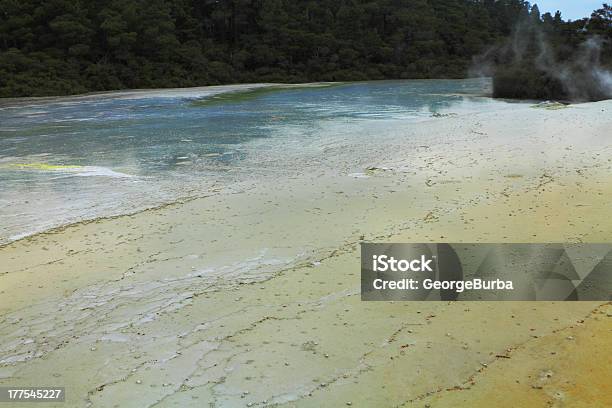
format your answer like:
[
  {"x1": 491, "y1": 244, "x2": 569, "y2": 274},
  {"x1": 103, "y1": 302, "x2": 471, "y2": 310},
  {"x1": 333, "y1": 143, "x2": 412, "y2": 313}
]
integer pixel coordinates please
[{"x1": 0, "y1": 1, "x2": 610, "y2": 100}]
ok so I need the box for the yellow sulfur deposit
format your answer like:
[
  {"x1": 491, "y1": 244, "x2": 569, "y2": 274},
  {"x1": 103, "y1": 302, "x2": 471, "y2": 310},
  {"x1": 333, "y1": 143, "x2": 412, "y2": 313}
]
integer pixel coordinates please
[{"x1": 4, "y1": 163, "x2": 82, "y2": 170}]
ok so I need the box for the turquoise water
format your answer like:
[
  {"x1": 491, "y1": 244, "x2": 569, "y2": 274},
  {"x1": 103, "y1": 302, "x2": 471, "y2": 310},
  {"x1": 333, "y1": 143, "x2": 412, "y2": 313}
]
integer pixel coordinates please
[{"x1": 0, "y1": 79, "x2": 510, "y2": 243}]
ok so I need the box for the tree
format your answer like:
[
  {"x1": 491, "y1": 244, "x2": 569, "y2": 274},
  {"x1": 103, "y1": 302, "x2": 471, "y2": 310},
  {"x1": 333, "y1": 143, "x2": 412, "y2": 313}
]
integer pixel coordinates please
[{"x1": 0, "y1": 0, "x2": 607, "y2": 97}]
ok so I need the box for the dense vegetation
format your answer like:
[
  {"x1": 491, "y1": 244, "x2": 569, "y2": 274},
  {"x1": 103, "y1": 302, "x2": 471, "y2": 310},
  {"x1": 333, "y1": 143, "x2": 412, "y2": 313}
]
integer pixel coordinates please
[
  {"x1": 491, "y1": 4, "x2": 612, "y2": 101},
  {"x1": 0, "y1": 1, "x2": 609, "y2": 98}
]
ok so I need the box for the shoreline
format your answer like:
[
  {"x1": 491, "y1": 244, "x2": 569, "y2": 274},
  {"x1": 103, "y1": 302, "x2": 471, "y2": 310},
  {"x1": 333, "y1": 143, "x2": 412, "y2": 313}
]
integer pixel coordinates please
[
  {"x1": 0, "y1": 192, "x2": 213, "y2": 249},
  {"x1": 0, "y1": 83, "x2": 274, "y2": 107},
  {"x1": 0, "y1": 82, "x2": 343, "y2": 108},
  {"x1": 1, "y1": 99, "x2": 611, "y2": 406},
  {"x1": 0, "y1": 79, "x2": 480, "y2": 103}
]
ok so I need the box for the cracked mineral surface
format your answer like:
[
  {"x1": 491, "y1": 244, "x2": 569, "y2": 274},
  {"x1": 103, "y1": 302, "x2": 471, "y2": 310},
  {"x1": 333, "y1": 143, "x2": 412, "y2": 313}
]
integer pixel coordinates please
[{"x1": 1, "y1": 100, "x2": 611, "y2": 407}]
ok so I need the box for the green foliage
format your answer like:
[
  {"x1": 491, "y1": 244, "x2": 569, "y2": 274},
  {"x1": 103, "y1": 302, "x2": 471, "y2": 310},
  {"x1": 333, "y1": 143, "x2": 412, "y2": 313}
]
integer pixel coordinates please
[
  {"x1": 0, "y1": 0, "x2": 607, "y2": 97},
  {"x1": 491, "y1": 3, "x2": 612, "y2": 101},
  {"x1": 493, "y1": 65, "x2": 567, "y2": 100}
]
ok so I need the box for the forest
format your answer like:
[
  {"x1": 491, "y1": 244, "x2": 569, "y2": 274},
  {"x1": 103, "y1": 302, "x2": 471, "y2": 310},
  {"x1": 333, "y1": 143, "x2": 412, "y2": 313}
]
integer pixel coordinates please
[
  {"x1": 490, "y1": 3, "x2": 612, "y2": 101},
  {"x1": 0, "y1": 0, "x2": 610, "y2": 98}
]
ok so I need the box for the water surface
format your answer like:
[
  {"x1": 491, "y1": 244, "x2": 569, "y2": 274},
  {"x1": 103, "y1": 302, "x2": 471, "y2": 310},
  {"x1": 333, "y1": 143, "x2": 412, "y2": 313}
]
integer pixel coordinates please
[{"x1": 0, "y1": 79, "x2": 514, "y2": 243}]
